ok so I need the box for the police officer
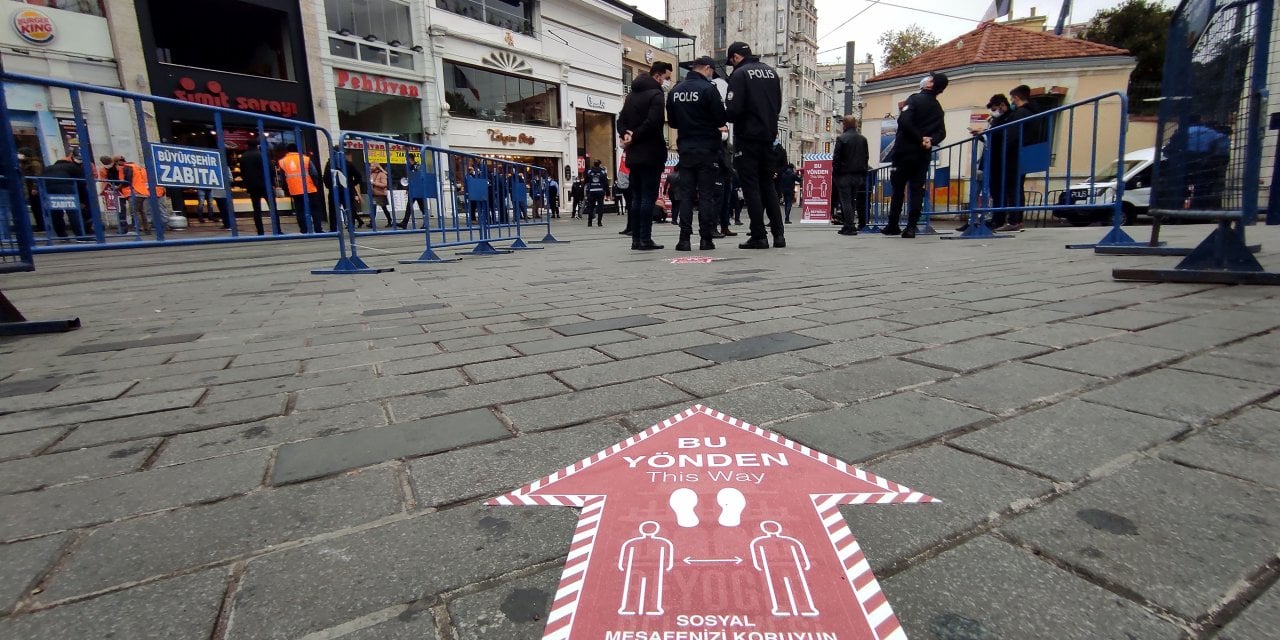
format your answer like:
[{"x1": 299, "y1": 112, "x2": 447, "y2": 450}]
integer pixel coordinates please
[
  {"x1": 724, "y1": 41, "x2": 784, "y2": 249},
  {"x1": 667, "y1": 56, "x2": 727, "y2": 251},
  {"x1": 584, "y1": 160, "x2": 609, "y2": 227}
]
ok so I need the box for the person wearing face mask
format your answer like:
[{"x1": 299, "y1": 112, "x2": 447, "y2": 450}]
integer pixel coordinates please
[
  {"x1": 965, "y1": 94, "x2": 1016, "y2": 231},
  {"x1": 667, "y1": 56, "x2": 728, "y2": 251},
  {"x1": 617, "y1": 60, "x2": 675, "y2": 250},
  {"x1": 884, "y1": 71, "x2": 947, "y2": 238},
  {"x1": 724, "y1": 42, "x2": 785, "y2": 249}
]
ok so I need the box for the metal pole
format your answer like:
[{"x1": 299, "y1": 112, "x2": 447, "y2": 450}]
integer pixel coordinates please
[{"x1": 843, "y1": 42, "x2": 855, "y2": 117}]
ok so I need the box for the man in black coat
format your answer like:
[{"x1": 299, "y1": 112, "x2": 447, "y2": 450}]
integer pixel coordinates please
[
  {"x1": 237, "y1": 140, "x2": 276, "y2": 235},
  {"x1": 884, "y1": 71, "x2": 948, "y2": 238},
  {"x1": 725, "y1": 42, "x2": 785, "y2": 249},
  {"x1": 667, "y1": 55, "x2": 727, "y2": 251},
  {"x1": 832, "y1": 115, "x2": 870, "y2": 235},
  {"x1": 617, "y1": 60, "x2": 674, "y2": 250},
  {"x1": 41, "y1": 154, "x2": 90, "y2": 238}
]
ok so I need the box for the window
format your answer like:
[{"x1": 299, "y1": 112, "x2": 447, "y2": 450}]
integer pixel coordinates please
[
  {"x1": 325, "y1": 0, "x2": 413, "y2": 47},
  {"x1": 150, "y1": 0, "x2": 296, "y2": 81},
  {"x1": 21, "y1": 0, "x2": 105, "y2": 16},
  {"x1": 443, "y1": 61, "x2": 559, "y2": 126},
  {"x1": 436, "y1": 0, "x2": 535, "y2": 37}
]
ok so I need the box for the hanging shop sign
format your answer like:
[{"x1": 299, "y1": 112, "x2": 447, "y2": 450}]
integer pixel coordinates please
[{"x1": 334, "y1": 69, "x2": 421, "y2": 98}]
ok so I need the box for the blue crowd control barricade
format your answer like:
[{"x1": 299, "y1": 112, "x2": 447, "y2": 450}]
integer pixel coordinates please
[
  {"x1": 1114, "y1": 0, "x2": 1279, "y2": 284},
  {"x1": 0, "y1": 72, "x2": 371, "y2": 265}
]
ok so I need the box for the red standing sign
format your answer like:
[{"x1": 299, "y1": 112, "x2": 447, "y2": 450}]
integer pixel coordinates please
[{"x1": 489, "y1": 405, "x2": 936, "y2": 640}]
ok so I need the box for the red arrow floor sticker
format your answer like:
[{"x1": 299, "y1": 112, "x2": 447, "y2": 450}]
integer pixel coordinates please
[{"x1": 488, "y1": 405, "x2": 937, "y2": 640}]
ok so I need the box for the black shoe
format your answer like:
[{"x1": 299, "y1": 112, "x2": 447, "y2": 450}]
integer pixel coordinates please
[
  {"x1": 901, "y1": 229, "x2": 916, "y2": 238},
  {"x1": 619, "y1": 229, "x2": 631, "y2": 235},
  {"x1": 773, "y1": 236, "x2": 786, "y2": 248},
  {"x1": 721, "y1": 227, "x2": 737, "y2": 237},
  {"x1": 711, "y1": 231, "x2": 725, "y2": 239},
  {"x1": 785, "y1": 219, "x2": 792, "y2": 224},
  {"x1": 633, "y1": 240, "x2": 663, "y2": 250},
  {"x1": 738, "y1": 238, "x2": 770, "y2": 249},
  {"x1": 675, "y1": 238, "x2": 691, "y2": 251},
  {"x1": 837, "y1": 228, "x2": 855, "y2": 235},
  {"x1": 700, "y1": 238, "x2": 715, "y2": 250},
  {"x1": 588, "y1": 221, "x2": 593, "y2": 227},
  {"x1": 881, "y1": 226, "x2": 901, "y2": 236}
]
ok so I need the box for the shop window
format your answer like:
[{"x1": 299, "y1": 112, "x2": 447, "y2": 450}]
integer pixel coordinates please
[
  {"x1": 444, "y1": 61, "x2": 559, "y2": 127},
  {"x1": 150, "y1": 0, "x2": 297, "y2": 81},
  {"x1": 336, "y1": 89, "x2": 424, "y2": 143},
  {"x1": 436, "y1": 0, "x2": 535, "y2": 37},
  {"x1": 325, "y1": 0, "x2": 417, "y2": 70},
  {"x1": 20, "y1": 0, "x2": 105, "y2": 17}
]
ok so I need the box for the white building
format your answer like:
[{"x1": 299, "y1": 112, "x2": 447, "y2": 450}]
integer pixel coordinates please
[{"x1": 665, "y1": 0, "x2": 822, "y2": 161}]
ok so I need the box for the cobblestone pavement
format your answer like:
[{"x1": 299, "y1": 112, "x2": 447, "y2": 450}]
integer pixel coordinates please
[{"x1": 1, "y1": 221, "x2": 1277, "y2": 640}]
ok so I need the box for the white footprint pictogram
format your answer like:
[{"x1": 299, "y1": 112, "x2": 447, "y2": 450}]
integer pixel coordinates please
[
  {"x1": 669, "y1": 487, "x2": 699, "y2": 527},
  {"x1": 717, "y1": 487, "x2": 746, "y2": 527}
]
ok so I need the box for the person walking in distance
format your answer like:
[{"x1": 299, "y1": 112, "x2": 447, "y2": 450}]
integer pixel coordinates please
[
  {"x1": 569, "y1": 176, "x2": 584, "y2": 218},
  {"x1": 277, "y1": 143, "x2": 327, "y2": 233},
  {"x1": 547, "y1": 175, "x2": 561, "y2": 218},
  {"x1": 237, "y1": 141, "x2": 276, "y2": 235},
  {"x1": 884, "y1": 72, "x2": 947, "y2": 238},
  {"x1": 617, "y1": 60, "x2": 674, "y2": 250},
  {"x1": 724, "y1": 42, "x2": 785, "y2": 249},
  {"x1": 583, "y1": 160, "x2": 609, "y2": 227},
  {"x1": 368, "y1": 163, "x2": 395, "y2": 228},
  {"x1": 832, "y1": 116, "x2": 870, "y2": 235},
  {"x1": 777, "y1": 163, "x2": 800, "y2": 224},
  {"x1": 667, "y1": 55, "x2": 728, "y2": 251}
]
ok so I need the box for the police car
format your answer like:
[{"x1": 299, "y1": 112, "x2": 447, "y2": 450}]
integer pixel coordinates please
[{"x1": 1054, "y1": 147, "x2": 1155, "y2": 226}]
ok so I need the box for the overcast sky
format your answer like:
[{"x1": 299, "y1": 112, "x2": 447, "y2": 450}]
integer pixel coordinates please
[{"x1": 627, "y1": 0, "x2": 1172, "y2": 67}]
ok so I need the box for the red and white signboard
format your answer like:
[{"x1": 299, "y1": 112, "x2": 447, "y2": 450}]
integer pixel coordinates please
[
  {"x1": 800, "y1": 154, "x2": 832, "y2": 224},
  {"x1": 490, "y1": 405, "x2": 935, "y2": 640}
]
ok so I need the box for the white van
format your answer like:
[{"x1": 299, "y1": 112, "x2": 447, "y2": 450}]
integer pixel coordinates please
[{"x1": 1054, "y1": 147, "x2": 1155, "y2": 226}]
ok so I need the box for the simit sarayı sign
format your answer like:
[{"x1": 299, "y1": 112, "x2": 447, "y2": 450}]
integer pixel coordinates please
[
  {"x1": 490, "y1": 405, "x2": 936, "y2": 640},
  {"x1": 335, "y1": 70, "x2": 420, "y2": 98},
  {"x1": 172, "y1": 77, "x2": 300, "y2": 119}
]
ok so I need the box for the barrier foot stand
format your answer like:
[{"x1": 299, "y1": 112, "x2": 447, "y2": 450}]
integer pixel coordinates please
[
  {"x1": 533, "y1": 231, "x2": 570, "y2": 243},
  {"x1": 1095, "y1": 243, "x2": 1257, "y2": 257},
  {"x1": 506, "y1": 237, "x2": 543, "y2": 251},
  {"x1": 1066, "y1": 225, "x2": 1141, "y2": 249},
  {"x1": 399, "y1": 247, "x2": 461, "y2": 264},
  {"x1": 311, "y1": 255, "x2": 394, "y2": 275},
  {"x1": 1114, "y1": 224, "x2": 1280, "y2": 285},
  {"x1": 0, "y1": 291, "x2": 81, "y2": 336},
  {"x1": 943, "y1": 222, "x2": 1013, "y2": 240},
  {"x1": 459, "y1": 242, "x2": 513, "y2": 256},
  {"x1": 917, "y1": 221, "x2": 948, "y2": 236}
]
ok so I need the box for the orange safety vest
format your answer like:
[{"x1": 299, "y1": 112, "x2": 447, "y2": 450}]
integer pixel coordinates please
[
  {"x1": 278, "y1": 152, "x2": 318, "y2": 196},
  {"x1": 124, "y1": 162, "x2": 165, "y2": 197}
]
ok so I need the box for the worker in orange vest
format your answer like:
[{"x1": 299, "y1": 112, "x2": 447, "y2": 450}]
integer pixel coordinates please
[
  {"x1": 115, "y1": 155, "x2": 166, "y2": 234},
  {"x1": 277, "y1": 143, "x2": 326, "y2": 233}
]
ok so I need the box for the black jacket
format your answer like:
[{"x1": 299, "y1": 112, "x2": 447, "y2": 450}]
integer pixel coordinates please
[
  {"x1": 584, "y1": 167, "x2": 609, "y2": 194},
  {"x1": 323, "y1": 159, "x2": 365, "y2": 195},
  {"x1": 237, "y1": 148, "x2": 273, "y2": 193},
  {"x1": 725, "y1": 56, "x2": 781, "y2": 145},
  {"x1": 832, "y1": 128, "x2": 870, "y2": 175},
  {"x1": 617, "y1": 73, "x2": 667, "y2": 169},
  {"x1": 41, "y1": 159, "x2": 84, "y2": 196},
  {"x1": 893, "y1": 89, "x2": 946, "y2": 164},
  {"x1": 667, "y1": 72, "x2": 726, "y2": 152},
  {"x1": 1008, "y1": 101, "x2": 1046, "y2": 149}
]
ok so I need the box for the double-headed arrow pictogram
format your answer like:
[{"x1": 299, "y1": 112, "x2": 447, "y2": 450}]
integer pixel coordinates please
[{"x1": 488, "y1": 405, "x2": 937, "y2": 640}]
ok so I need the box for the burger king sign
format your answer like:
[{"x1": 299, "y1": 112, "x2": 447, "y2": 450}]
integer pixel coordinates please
[{"x1": 12, "y1": 8, "x2": 55, "y2": 45}]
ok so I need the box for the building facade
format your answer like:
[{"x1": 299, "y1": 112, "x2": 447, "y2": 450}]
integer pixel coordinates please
[{"x1": 665, "y1": 0, "x2": 822, "y2": 161}]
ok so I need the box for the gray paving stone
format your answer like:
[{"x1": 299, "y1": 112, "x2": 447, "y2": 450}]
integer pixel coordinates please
[
  {"x1": 510, "y1": 329, "x2": 640, "y2": 356},
  {"x1": 843, "y1": 445, "x2": 1054, "y2": 572},
  {"x1": 683, "y1": 331, "x2": 825, "y2": 363},
  {"x1": 787, "y1": 357, "x2": 953, "y2": 403},
  {"x1": 437, "y1": 328, "x2": 561, "y2": 353},
  {"x1": 795, "y1": 317, "x2": 914, "y2": 342},
  {"x1": 0, "y1": 439, "x2": 158, "y2": 495},
  {"x1": 663, "y1": 353, "x2": 826, "y2": 397},
  {"x1": 0, "y1": 569, "x2": 228, "y2": 640},
  {"x1": 0, "y1": 450, "x2": 269, "y2": 541},
  {"x1": 0, "y1": 388, "x2": 205, "y2": 435},
  {"x1": 921, "y1": 362, "x2": 1100, "y2": 415},
  {"x1": 125, "y1": 361, "x2": 298, "y2": 397},
  {"x1": 902, "y1": 337, "x2": 1051, "y2": 372},
  {"x1": 720, "y1": 305, "x2": 820, "y2": 323},
  {"x1": 1159, "y1": 408, "x2": 1280, "y2": 490},
  {"x1": 695, "y1": 384, "x2": 834, "y2": 425},
  {"x1": 1002, "y1": 458, "x2": 1280, "y2": 620},
  {"x1": 379, "y1": 345, "x2": 520, "y2": 376},
  {"x1": 52, "y1": 393, "x2": 286, "y2": 451},
  {"x1": 0, "y1": 381, "x2": 133, "y2": 415},
  {"x1": 793, "y1": 305, "x2": 894, "y2": 324},
  {"x1": 1000, "y1": 322, "x2": 1125, "y2": 349},
  {"x1": 1112, "y1": 321, "x2": 1254, "y2": 352},
  {"x1": 225, "y1": 504, "x2": 576, "y2": 640},
  {"x1": 410, "y1": 421, "x2": 630, "y2": 507},
  {"x1": 299, "y1": 342, "x2": 443, "y2": 373},
  {"x1": 501, "y1": 379, "x2": 691, "y2": 433},
  {"x1": 61, "y1": 332, "x2": 204, "y2": 355},
  {"x1": 554, "y1": 351, "x2": 710, "y2": 390},
  {"x1": 362, "y1": 302, "x2": 449, "y2": 316},
  {"x1": 769, "y1": 392, "x2": 992, "y2": 463},
  {"x1": 154, "y1": 402, "x2": 388, "y2": 467},
  {"x1": 553, "y1": 314, "x2": 663, "y2": 336},
  {"x1": 976, "y1": 307, "x2": 1078, "y2": 328},
  {"x1": 955, "y1": 296, "x2": 1046, "y2": 313},
  {"x1": 1178, "y1": 308, "x2": 1280, "y2": 333},
  {"x1": 704, "y1": 316, "x2": 824, "y2": 340},
  {"x1": 310, "y1": 325, "x2": 427, "y2": 346},
  {"x1": 1070, "y1": 308, "x2": 1184, "y2": 330},
  {"x1": 1218, "y1": 582, "x2": 1280, "y2": 640},
  {"x1": 54, "y1": 356, "x2": 237, "y2": 391},
  {"x1": 223, "y1": 340, "x2": 371, "y2": 367},
  {"x1": 388, "y1": 374, "x2": 568, "y2": 423},
  {"x1": 883, "y1": 536, "x2": 1182, "y2": 640},
  {"x1": 1083, "y1": 368, "x2": 1275, "y2": 424},
  {"x1": 0, "y1": 533, "x2": 68, "y2": 614},
  {"x1": 1035, "y1": 297, "x2": 1135, "y2": 315},
  {"x1": 449, "y1": 566, "x2": 559, "y2": 640},
  {"x1": 789, "y1": 335, "x2": 923, "y2": 367},
  {"x1": 0, "y1": 428, "x2": 65, "y2": 462},
  {"x1": 273, "y1": 408, "x2": 510, "y2": 485},
  {"x1": 342, "y1": 613, "x2": 441, "y2": 640},
  {"x1": 625, "y1": 315, "x2": 739, "y2": 337},
  {"x1": 0, "y1": 375, "x2": 68, "y2": 397},
  {"x1": 1029, "y1": 340, "x2": 1184, "y2": 378},
  {"x1": 882, "y1": 306, "x2": 986, "y2": 326},
  {"x1": 292, "y1": 369, "x2": 467, "y2": 412},
  {"x1": 1172, "y1": 351, "x2": 1280, "y2": 385},
  {"x1": 952, "y1": 400, "x2": 1187, "y2": 481},
  {"x1": 39, "y1": 468, "x2": 403, "y2": 601},
  {"x1": 893, "y1": 319, "x2": 1008, "y2": 345},
  {"x1": 592, "y1": 331, "x2": 725, "y2": 360},
  {"x1": 463, "y1": 348, "x2": 615, "y2": 384}
]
